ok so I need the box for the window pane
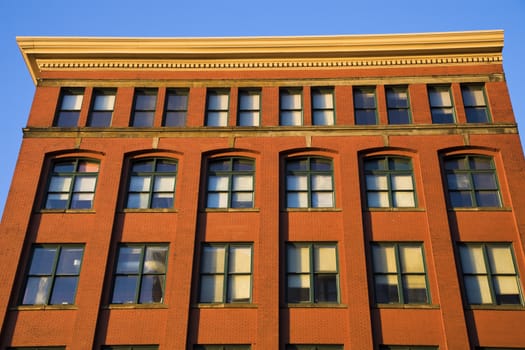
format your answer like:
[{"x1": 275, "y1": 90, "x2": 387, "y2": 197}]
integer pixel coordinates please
[
  {"x1": 132, "y1": 112, "x2": 154, "y2": 127},
  {"x1": 368, "y1": 192, "x2": 389, "y2": 208},
  {"x1": 311, "y1": 175, "x2": 332, "y2": 190},
  {"x1": 355, "y1": 110, "x2": 376, "y2": 125},
  {"x1": 431, "y1": 108, "x2": 455, "y2": 123},
  {"x1": 49, "y1": 276, "x2": 78, "y2": 304},
  {"x1": 375, "y1": 275, "x2": 399, "y2": 303},
  {"x1": 143, "y1": 246, "x2": 168, "y2": 273},
  {"x1": 229, "y1": 246, "x2": 252, "y2": 273},
  {"x1": 312, "y1": 192, "x2": 333, "y2": 207},
  {"x1": 314, "y1": 274, "x2": 338, "y2": 302},
  {"x1": 239, "y1": 91, "x2": 260, "y2": 109},
  {"x1": 88, "y1": 111, "x2": 112, "y2": 127},
  {"x1": 459, "y1": 245, "x2": 486, "y2": 273},
  {"x1": 207, "y1": 192, "x2": 228, "y2": 208},
  {"x1": 487, "y1": 246, "x2": 515, "y2": 274},
  {"x1": 127, "y1": 193, "x2": 149, "y2": 209},
  {"x1": 399, "y1": 246, "x2": 424, "y2": 273},
  {"x1": 94, "y1": 94, "x2": 115, "y2": 110},
  {"x1": 228, "y1": 275, "x2": 251, "y2": 302},
  {"x1": 116, "y1": 247, "x2": 143, "y2": 274},
  {"x1": 238, "y1": 111, "x2": 260, "y2": 126},
  {"x1": 129, "y1": 176, "x2": 151, "y2": 191},
  {"x1": 287, "y1": 175, "x2": 308, "y2": 190},
  {"x1": 206, "y1": 111, "x2": 228, "y2": 126},
  {"x1": 314, "y1": 246, "x2": 337, "y2": 272},
  {"x1": 389, "y1": 158, "x2": 412, "y2": 170},
  {"x1": 313, "y1": 110, "x2": 334, "y2": 125},
  {"x1": 164, "y1": 111, "x2": 186, "y2": 126},
  {"x1": 135, "y1": 93, "x2": 157, "y2": 110},
  {"x1": 166, "y1": 92, "x2": 188, "y2": 110},
  {"x1": 464, "y1": 275, "x2": 492, "y2": 304},
  {"x1": 462, "y1": 86, "x2": 485, "y2": 106},
  {"x1": 71, "y1": 193, "x2": 92, "y2": 210},
  {"x1": 132, "y1": 160, "x2": 154, "y2": 172},
  {"x1": 388, "y1": 109, "x2": 410, "y2": 124},
  {"x1": 62, "y1": 94, "x2": 84, "y2": 110},
  {"x1": 281, "y1": 111, "x2": 302, "y2": 126},
  {"x1": 403, "y1": 275, "x2": 428, "y2": 303},
  {"x1": 393, "y1": 192, "x2": 415, "y2": 207},
  {"x1": 429, "y1": 87, "x2": 451, "y2": 106},
  {"x1": 466, "y1": 108, "x2": 489, "y2": 123},
  {"x1": 287, "y1": 192, "x2": 308, "y2": 208},
  {"x1": 154, "y1": 176, "x2": 176, "y2": 192},
  {"x1": 45, "y1": 193, "x2": 69, "y2": 209},
  {"x1": 354, "y1": 90, "x2": 375, "y2": 108},
  {"x1": 29, "y1": 247, "x2": 57, "y2": 275},
  {"x1": 493, "y1": 276, "x2": 521, "y2": 304},
  {"x1": 232, "y1": 175, "x2": 253, "y2": 191},
  {"x1": 156, "y1": 160, "x2": 178, "y2": 172},
  {"x1": 208, "y1": 93, "x2": 229, "y2": 109},
  {"x1": 112, "y1": 276, "x2": 139, "y2": 303},
  {"x1": 470, "y1": 156, "x2": 492, "y2": 169},
  {"x1": 366, "y1": 175, "x2": 387, "y2": 190},
  {"x1": 56, "y1": 112, "x2": 80, "y2": 127},
  {"x1": 447, "y1": 174, "x2": 471, "y2": 190},
  {"x1": 287, "y1": 159, "x2": 309, "y2": 171},
  {"x1": 231, "y1": 192, "x2": 253, "y2": 208},
  {"x1": 49, "y1": 176, "x2": 72, "y2": 192},
  {"x1": 310, "y1": 158, "x2": 332, "y2": 171},
  {"x1": 200, "y1": 275, "x2": 224, "y2": 302},
  {"x1": 151, "y1": 193, "x2": 174, "y2": 208},
  {"x1": 472, "y1": 173, "x2": 497, "y2": 190},
  {"x1": 391, "y1": 175, "x2": 413, "y2": 190},
  {"x1": 23, "y1": 276, "x2": 51, "y2": 304},
  {"x1": 312, "y1": 90, "x2": 333, "y2": 108},
  {"x1": 288, "y1": 275, "x2": 310, "y2": 302},
  {"x1": 202, "y1": 246, "x2": 225, "y2": 273},
  {"x1": 287, "y1": 246, "x2": 310, "y2": 273},
  {"x1": 56, "y1": 248, "x2": 83, "y2": 274},
  {"x1": 54, "y1": 161, "x2": 76, "y2": 172},
  {"x1": 450, "y1": 191, "x2": 473, "y2": 207},
  {"x1": 476, "y1": 191, "x2": 501, "y2": 207},
  {"x1": 281, "y1": 92, "x2": 301, "y2": 109},
  {"x1": 373, "y1": 245, "x2": 397, "y2": 273},
  {"x1": 139, "y1": 275, "x2": 165, "y2": 303},
  {"x1": 387, "y1": 89, "x2": 408, "y2": 107},
  {"x1": 74, "y1": 176, "x2": 97, "y2": 192},
  {"x1": 365, "y1": 158, "x2": 386, "y2": 171}
]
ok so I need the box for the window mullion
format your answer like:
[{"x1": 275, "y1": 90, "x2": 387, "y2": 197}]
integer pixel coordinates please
[
  {"x1": 394, "y1": 244, "x2": 404, "y2": 304},
  {"x1": 224, "y1": 244, "x2": 230, "y2": 303},
  {"x1": 310, "y1": 244, "x2": 315, "y2": 302}
]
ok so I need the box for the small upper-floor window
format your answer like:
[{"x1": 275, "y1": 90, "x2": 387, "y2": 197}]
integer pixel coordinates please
[
  {"x1": 131, "y1": 88, "x2": 157, "y2": 127},
  {"x1": 206, "y1": 89, "x2": 229, "y2": 127},
  {"x1": 428, "y1": 85, "x2": 455, "y2": 123},
  {"x1": 111, "y1": 244, "x2": 169, "y2": 304},
  {"x1": 87, "y1": 88, "x2": 116, "y2": 127},
  {"x1": 444, "y1": 155, "x2": 501, "y2": 208},
  {"x1": 280, "y1": 88, "x2": 303, "y2": 126},
  {"x1": 199, "y1": 243, "x2": 253, "y2": 304},
  {"x1": 364, "y1": 156, "x2": 415, "y2": 208},
  {"x1": 207, "y1": 157, "x2": 255, "y2": 209},
  {"x1": 44, "y1": 158, "x2": 99, "y2": 210},
  {"x1": 8, "y1": 348, "x2": 65, "y2": 350},
  {"x1": 386, "y1": 86, "x2": 411, "y2": 124},
  {"x1": 238, "y1": 89, "x2": 261, "y2": 126},
  {"x1": 286, "y1": 242, "x2": 339, "y2": 304},
  {"x1": 163, "y1": 88, "x2": 189, "y2": 127},
  {"x1": 194, "y1": 346, "x2": 250, "y2": 350},
  {"x1": 380, "y1": 346, "x2": 438, "y2": 350},
  {"x1": 286, "y1": 346, "x2": 343, "y2": 350},
  {"x1": 312, "y1": 87, "x2": 335, "y2": 126},
  {"x1": 126, "y1": 158, "x2": 178, "y2": 209},
  {"x1": 461, "y1": 84, "x2": 490, "y2": 123},
  {"x1": 286, "y1": 157, "x2": 334, "y2": 208},
  {"x1": 372, "y1": 242, "x2": 430, "y2": 304},
  {"x1": 354, "y1": 86, "x2": 377, "y2": 125},
  {"x1": 458, "y1": 243, "x2": 522, "y2": 306},
  {"x1": 54, "y1": 88, "x2": 84, "y2": 127},
  {"x1": 102, "y1": 347, "x2": 158, "y2": 350},
  {"x1": 21, "y1": 244, "x2": 84, "y2": 305}
]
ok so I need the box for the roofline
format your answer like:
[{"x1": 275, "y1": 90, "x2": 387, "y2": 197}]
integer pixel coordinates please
[{"x1": 17, "y1": 30, "x2": 504, "y2": 84}]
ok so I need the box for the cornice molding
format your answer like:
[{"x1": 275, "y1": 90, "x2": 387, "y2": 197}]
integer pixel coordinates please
[{"x1": 17, "y1": 30, "x2": 504, "y2": 84}]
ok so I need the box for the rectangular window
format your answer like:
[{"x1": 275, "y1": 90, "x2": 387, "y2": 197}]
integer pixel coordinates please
[
  {"x1": 354, "y1": 87, "x2": 377, "y2": 125},
  {"x1": 22, "y1": 245, "x2": 84, "y2": 305},
  {"x1": 194, "y1": 346, "x2": 250, "y2": 350},
  {"x1": 286, "y1": 243, "x2": 339, "y2": 303},
  {"x1": 312, "y1": 87, "x2": 335, "y2": 125},
  {"x1": 462, "y1": 84, "x2": 490, "y2": 123},
  {"x1": 87, "y1": 88, "x2": 116, "y2": 127},
  {"x1": 199, "y1": 243, "x2": 253, "y2": 303},
  {"x1": 131, "y1": 88, "x2": 157, "y2": 127},
  {"x1": 280, "y1": 88, "x2": 303, "y2": 126},
  {"x1": 238, "y1": 89, "x2": 261, "y2": 126},
  {"x1": 206, "y1": 89, "x2": 229, "y2": 126},
  {"x1": 111, "y1": 244, "x2": 168, "y2": 304},
  {"x1": 428, "y1": 85, "x2": 455, "y2": 123},
  {"x1": 8, "y1": 348, "x2": 66, "y2": 350},
  {"x1": 102, "y1": 347, "x2": 158, "y2": 350},
  {"x1": 286, "y1": 346, "x2": 343, "y2": 350},
  {"x1": 372, "y1": 243, "x2": 430, "y2": 304},
  {"x1": 54, "y1": 88, "x2": 84, "y2": 127},
  {"x1": 459, "y1": 243, "x2": 522, "y2": 305},
  {"x1": 163, "y1": 88, "x2": 189, "y2": 127},
  {"x1": 386, "y1": 86, "x2": 411, "y2": 124},
  {"x1": 380, "y1": 346, "x2": 438, "y2": 350}
]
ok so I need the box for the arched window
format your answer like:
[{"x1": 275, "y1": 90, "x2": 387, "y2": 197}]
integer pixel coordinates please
[
  {"x1": 364, "y1": 156, "x2": 415, "y2": 208},
  {"x1": 44, "y1": 158, "x2": 99, "y2": 209},
  {"x1": 286, "y1": 157, "x2": 334, "y2": 208},
  {"x1": 126, "y1": 158, "x2": 178, "y2": 209},
  {"x1": 206, "y1": 157, "x2": 255, "y2": 208}
]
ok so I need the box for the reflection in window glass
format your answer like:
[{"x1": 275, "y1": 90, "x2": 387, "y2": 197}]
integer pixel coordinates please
[
  {"x1": 286, "y1": 157, "x2": 334, "y2": 208},
  {"x1": 163, "y1": 88, "x2": 189, "y2": 127},
  {"x1": 206, "y1": 89, "x2": 229, "y2": 126},
  {"x1": 280, "y1": 89, "x2": 303, "y2": 126},
  {"x1": 131, "y1": 88, "x2": 157, "y2": 127},
  {"x1": 238, "y1": 89, "x2": 261, "y2": 126},
  {"x1": 54, "y1": 88, "x2": 84, "y2": 127},
  {"x1": 428, "y1": 85, "x2": 454, "y2": 123},
  {"x1": 354, "y1": 87, "x2": 377, "y2": 125},
  {"x1": 462, "y1": 84, "x2": 490, "y2": 123},
  {"x1": 207, "y1": 158, "x2": 255, "y2": 209},
  {"x1": 312, "y1": 87, "x2": 335, "y2": 125},
  {"x1": 88, "y1": 89, "x2": 116, "y2": 127}
]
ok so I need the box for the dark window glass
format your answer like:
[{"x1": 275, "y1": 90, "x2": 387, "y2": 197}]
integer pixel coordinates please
[
  {"x1": 462, "y1": 84, "x2": 490, "y2": 123},
  {"x1": 54, "y1": 88, "x2": 84, "y2": 127},
  {"x1": 207, "y1": 157, "x2": 255, "y2": 208},
  {"x1": 354, "y1": 87, "x2": 377, "y2": 125},
  {"x1": 163, "y1": 88, "x2": 188, "y2": 127},
  {"x1": 386, "y1": 86, "x2": 411, "y2": 124},
  {"x1": 131, "y1": 88, "x2": 157, "y2": 127},
  {"x1": 286, "y1": 157, "x2": 334, "y2": 208},
  {"x1": 88, "y1": 89, "x2": 116, "y2": 127},
  {"x1": 22, "y1": 245, "x2": 84, "y2": 305}
]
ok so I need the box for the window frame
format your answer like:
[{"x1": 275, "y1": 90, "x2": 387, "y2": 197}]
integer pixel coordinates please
[
  {"x1": 280, "y1": 88, "x2": 303, "y2": 126},
  {"x1": 286, "y1": 346, "x2": 343, "y2": 350},
  {"x1": 206, "y1": 157, "x2": 255, "y2": 209},
  {"x1": 43, "y1": 158, "x2": 100, "y2": 210},
  {"x1": 363, "y1": 156, "x2": 416, "y2": 209},
  {"x1": 353, "y1": 86, "x2": 377, "y2": 125},
  {"x1": 428, "y1": 85, "x2": 455, "y2": 124},
  {"x1": 205, "y1": 88, "x2": 230, "y2": 127},
  {"x1": 54, "y1": 87, "x2": 84, "y2": 127},
  {"x1": 237, "y1": 88, "x2": 261, "y2": 127},
  {"x1": 386, "y1": 85, "x2": 411, "y2": 124},
  {"x1": 461, "y1": 83, "x2": 491, "y2": 123},
  {"x1": 87, "y1": 88, "x2": 116, "y2": 127},
  {"x1": 21, "y1": 244, "x2": 84, "y2": 306},
  {"x1": 131, "y1": 88, "x2": 158, "y2": 127},
  {"x1": 194, "y1": 346, "x2": 251, "y2": 350},
  {"x1": 443, "y1": 154, "x2": 502, "y2": 208},
  {"x1": 380, "y1": 346, "x2": 438, "y2": 350},
  {"x1": 111, "y1": 243, "x2": 169, "y2": 305},
  {"x1": 371, "y1": 242, "x2": 431, "y2": 305},
  {"x1": 163, "y1": 88, "x2": 189, "y2": 127},
  {"x1": 458, "y1": 242, "x2": 523, "y2": 306},
  {"x1": 125, "y1": 157, "x2": 178, "y2": 210},
  {"x1": 285, "y1": 156, "x2": 335, "y2": 209},
  {"x1": 311, "y1": 87, "x2": 336, "y2": 126},
  {"x1": 286, "y1": 242, "x2": 340, "y2": 304},
  {"x1": 198, "y1": 243, "x2": 253, "y2": 304},
  {"x1": 102, "y1": 346, "x2": 158, "y2": 350}
]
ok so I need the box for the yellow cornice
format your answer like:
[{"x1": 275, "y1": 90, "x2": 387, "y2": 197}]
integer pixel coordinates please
[{"x1": 17, "y1": 30, "x2": 504, "y2": 84}]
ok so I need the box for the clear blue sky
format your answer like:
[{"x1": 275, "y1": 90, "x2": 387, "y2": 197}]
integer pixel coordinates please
[{"x1": 0, "y1": 0, "x2": 524, "y2": 217}]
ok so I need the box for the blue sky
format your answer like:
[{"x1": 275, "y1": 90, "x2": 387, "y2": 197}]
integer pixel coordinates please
[{"x1": 0, "y1": 0, "x2": 524, "y2": 217}]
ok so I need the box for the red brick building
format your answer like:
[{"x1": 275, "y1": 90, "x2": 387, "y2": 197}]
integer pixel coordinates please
[{"x1": 1, "y1": 30, "x2": 524, "y2": 350}]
